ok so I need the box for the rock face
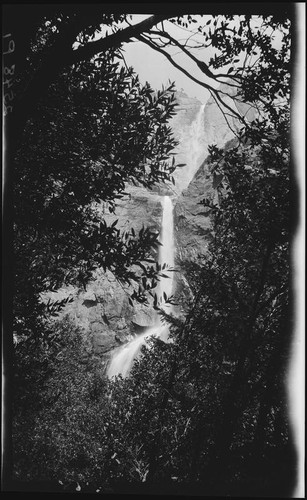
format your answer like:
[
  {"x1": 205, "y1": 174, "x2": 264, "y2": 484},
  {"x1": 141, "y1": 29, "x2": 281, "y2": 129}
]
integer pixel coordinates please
[
  {"x1": 171, "y1": 88, "x2": 238, "y2": 264},
  {"x1": 42, "y1": 190, "x2": 164, "y2": 363},
  {"x1": 175, "y1": 161, "x2": 213, "y2": 263},
  {"x1": 170, "y1": 87, "x2": 241, "y2": 196},
  {"x1": 43, "y1": 87, "x2": 246, "y2": 362}
]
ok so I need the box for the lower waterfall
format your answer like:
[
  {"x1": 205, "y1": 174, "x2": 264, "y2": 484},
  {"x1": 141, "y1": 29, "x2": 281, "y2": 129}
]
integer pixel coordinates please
[{"x1": 107, "y1": 195, "x2": 175, "y2": 378}]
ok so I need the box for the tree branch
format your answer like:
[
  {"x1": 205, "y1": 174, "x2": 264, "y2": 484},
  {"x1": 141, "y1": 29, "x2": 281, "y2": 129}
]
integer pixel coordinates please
[
  {"x1": 71, "y1": 15, "x2": 170, "y2": 64},
  {"x1": 148, "y1": 29, "x2": 243, "y2": 84},
  {"x1": 7, "y1": 15, "x2": 172, "y2": 152},
  {"x1": 138, "y1": 34, "x2": 245, "y2": 123},
  {"x1": 150, "y1": 29, "x2": 217, "y2": 79}
]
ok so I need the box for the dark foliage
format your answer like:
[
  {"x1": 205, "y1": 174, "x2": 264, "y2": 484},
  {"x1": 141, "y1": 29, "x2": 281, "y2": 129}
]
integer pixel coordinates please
[
  {"x1": 5, "y1": 9, "x2": 297, "y2": 497},
  {"x1": 97, "y1": 102, "x2": 296, "y2": 495},
  {"x1": 13, "y1": 52, "x2": 179, "y2": 342}
]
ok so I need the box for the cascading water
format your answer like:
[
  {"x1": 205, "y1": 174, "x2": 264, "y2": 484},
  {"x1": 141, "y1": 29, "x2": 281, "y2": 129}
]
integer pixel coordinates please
[
  {"x1": 107, "y1": 195, "x2": 175, "y2": 378},
  {"x1": 174, "y1": 103, "x2": 206, "y2": 195},
  {"x1": 106, "y1": 103, "x2": 207, "y2": 378},
  {"x1": 156, "y1": 195, "x2": 175, "y2": 312}
]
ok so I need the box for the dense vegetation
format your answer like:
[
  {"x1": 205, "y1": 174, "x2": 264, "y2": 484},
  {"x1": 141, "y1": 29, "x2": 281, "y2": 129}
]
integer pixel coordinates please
[
  {"x1": 12, "y1": 106, "x2": 296, "y2": 495},
  {"x1": 3, "y1": 7, "x2": 297, "y2": 496},
  {"x1": 13, "y1": 54, "x2": 179, "y2": 340}
]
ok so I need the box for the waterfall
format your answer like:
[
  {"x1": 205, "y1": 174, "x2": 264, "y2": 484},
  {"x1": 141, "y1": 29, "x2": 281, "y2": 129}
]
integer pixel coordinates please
[
  {"x1": 106, "y1": 104, "x2": 206, "y2": 379},
  {"x1": 107, "y1": 195, "x2": 175, "y2": 378},
  {"x1": 174, "y1": 103, "x2": 206, "y2": 195},
  {"x1": 156, "y1": 196, "x2": 175, "y2": 311}
]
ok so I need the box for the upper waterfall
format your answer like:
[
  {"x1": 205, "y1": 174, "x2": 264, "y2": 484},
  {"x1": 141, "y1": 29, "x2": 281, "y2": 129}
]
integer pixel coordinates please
[
  {"x1": 171, "y1": 103, "x2": 206, "y2": 195},
  {"x1": 157, "y1": 195, "x2": 175, "y2": 309}
]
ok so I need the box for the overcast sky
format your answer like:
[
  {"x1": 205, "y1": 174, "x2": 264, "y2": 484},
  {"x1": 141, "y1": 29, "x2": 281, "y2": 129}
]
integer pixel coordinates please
[
  {"x1": 120, "y1": 13, "x2": 292, "y2": 105},
  {"x1": 121, "y1": 15, "x2": 215, "y2": 105}
]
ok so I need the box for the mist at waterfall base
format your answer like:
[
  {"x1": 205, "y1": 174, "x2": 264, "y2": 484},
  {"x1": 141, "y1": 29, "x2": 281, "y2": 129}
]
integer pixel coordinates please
[{"x1": 107, "y1": 196, "x2": 175, "y2": 378}]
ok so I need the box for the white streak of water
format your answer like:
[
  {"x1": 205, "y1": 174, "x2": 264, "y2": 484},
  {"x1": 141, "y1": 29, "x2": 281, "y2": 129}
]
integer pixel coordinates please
[
  {"x1": 174, "y1": 103, "x2": 206, "y2": 195},
  {"x1": 107, "y1": 195, "x2": 175, "y2": 378}
]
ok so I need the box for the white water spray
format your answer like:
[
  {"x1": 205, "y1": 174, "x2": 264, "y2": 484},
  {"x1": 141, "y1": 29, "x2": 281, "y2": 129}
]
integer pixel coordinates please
[
  {"x1": 156, "y1": 195, "x2": 175, "y2": 309},
  {"x1": 174, "y1": 103, "x2": 206, "y2": 195},
  {"x1": 107, "y1": 196, "x2": 175, "y2": 378}
]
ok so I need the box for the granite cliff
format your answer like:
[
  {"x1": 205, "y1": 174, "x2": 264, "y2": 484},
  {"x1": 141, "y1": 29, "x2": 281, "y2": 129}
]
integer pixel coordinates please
[{"x1": 42, "y1": 88, "x2": 243, "y2": 363}]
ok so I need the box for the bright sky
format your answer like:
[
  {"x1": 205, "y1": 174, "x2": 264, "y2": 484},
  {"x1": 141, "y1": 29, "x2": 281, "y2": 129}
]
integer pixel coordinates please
[
  {"x1": 121, "y1": 15, "x2": 214, "y2": 104},
  {"x1": 120, "y1": 14, "x2": 287, "y2": 105}
]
